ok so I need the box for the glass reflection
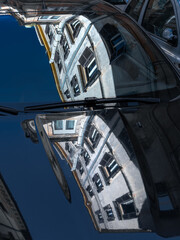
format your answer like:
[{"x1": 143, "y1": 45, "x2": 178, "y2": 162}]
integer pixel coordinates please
[
  {"x1": 36, "y1": 110, "x2": 154, "y2": 232},
  {"x1": 35, "y1": 13, "x2": 179, "y2": 102},
  {"x1": 1, "y1": 1, "x2": 180, "y2": 239}
]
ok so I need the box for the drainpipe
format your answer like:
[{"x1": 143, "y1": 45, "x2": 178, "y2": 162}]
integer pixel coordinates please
[{"x1": 49, "y1": 15, "x2": 75, "y2": 64}]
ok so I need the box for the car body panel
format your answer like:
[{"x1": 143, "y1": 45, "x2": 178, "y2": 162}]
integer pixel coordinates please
[{"x1": 125, "y1": 0, "x2": 180, "y2": 71}]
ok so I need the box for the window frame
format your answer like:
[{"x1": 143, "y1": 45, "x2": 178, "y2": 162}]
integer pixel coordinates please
[
  {"x1": 52, "y1": 119, "x2": 77, "y2": 134},
  {"x1": 70, "y1": 75, "x2": 81, "y2": 97},
  {"x1": 78, "y1": 47, "x2": 101, "y2": 91},
  {"x1": 141, "y1": 0, "x2": 178, "y2": 46},
  {"x1": 66, "y1": 18, "x2": 82, "y2": 43},
  {"x1": 60, "y1": 35, "x2": 70, "y2": 60},
  {"x1": 99, "y1": 152, "x2": 121, "y2": 185}
]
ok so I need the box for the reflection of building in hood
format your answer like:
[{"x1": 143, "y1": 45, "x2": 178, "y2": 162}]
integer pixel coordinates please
[
  {"x1": 41, "y1": 110, "x2": 155, "y2": 234},
  {"x1": 40, "y1": 103, "x2": 180, "y2": 237},
  {"x1": 0, "y1": 173, "x2": 32, "y2": 240}
]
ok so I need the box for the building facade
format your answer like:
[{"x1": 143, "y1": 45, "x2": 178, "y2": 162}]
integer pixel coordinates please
[{"x1": 0, "y1": 173, "x2": 32, "y2": 240}]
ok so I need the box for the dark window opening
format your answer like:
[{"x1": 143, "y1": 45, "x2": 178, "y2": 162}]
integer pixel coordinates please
[
  {"x1": 79, "y1": 47, "x2": 101, "y2": 90},
  {"x1": 77, "y1": 161, "x2": 84, "y2": 175},
  {"x1": 67, "y1": 19, "x2": 82, "y2": 43},
  {"x1": 86, "y1": 185, "x2": 94, "y2": 198},
  {"x1": 65, "y1": 142, "x2": 70, "y2": 152},
  {"x1": 113, "y1": 193, "x2": 137, "y2": 220},
  {"x1": 104, "y1": 204, "x2": 115, "y2": 221},
  {"x1": 99, "y1": 152, "x2": 121, "y2": 185},
  {"x1": 66, "y1": 120, "x2": 75, "y2": 130},
  {"x1": 95, "y1": 210, "x2": 104, "y2": 223},
  {"x1": 45, "y1": 25, "x2": 53, "y2": 44},
  {"x1": 71, "y1": 75, "x2": 81, "y2": 97},
  {"x1": 85, "y1": 125, "x2": 102, "y2": 152},
  {"x1": 100, "y1": 23, "x2": 126, "y2": 62},
  {"x1": 64, "y1": 89, "x2": 71, "y2": 99},
  {"x1": 82, "y1": 149, "x2": 91, "y2": 166},
  {"x1": 92, "y1": 173, "x2": 104, "y2": 193},
  {"x1": 89, "y1": 125, "x2": 101, "y2": 148},
  {"x1": 45, "y1": 24, "x2": 50, "y2": 34},
  {"x1": 54, "y1": 51, "x2": 60, "y2": 64},
  {"x1": 60, "y1": 35, "x2": 70, "y2": 60},
  {"x1": 54, "y1": 120, "x2": 63, "y2": 130}
]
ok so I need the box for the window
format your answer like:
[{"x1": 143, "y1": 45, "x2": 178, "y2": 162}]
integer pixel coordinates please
[
  {"x1": 66, "y1": 120, "x2": 75, "y2": 130},
  {"x1": 45, "y1": 25, "x2": 53, "y2": 44},
  {"x1": 100, "y1": 24, "x2": 126, "y2": 62},
  {"x1": 95, "y1": 210, "x2": 104, "y2": 223},
  {"x1": 39, "y1": 16, "x2": 50, "y2": 20},
  {"x1": 82, "y1": 149, "x2": 91, "y2": 165},
  {"x1": 60, "y1": 35, "x2": 70, "y2": 60},
  {"x1": 86, "y1": 185, "x2": 94, "y2": 198},
  {"x1": 65, "y1": 142, "x2": 70, "y2": 152},
  {"x1": 64, "y1": 89, "x2": 71, "y2": 99},
  {"x1": 54, "y1": 51, "x2": 60, "y2": 64},
  {"x1": 50, "y1": 16, "x2": 60, "y2": 20},
  {"x1": 77, "y1": 161, "x2": 84, "y2": 175},
  {"x1": 92, "y1": 173, "x2": 104, "y2": 193},
  {"x1": 71, "y1": 75, "x2": 81, "y2": 97},
  {"x1": 39, "y1": 16, "x2": 60, "y2": 20},
  {"x1": 142, "y1": 0, "x2": 178, "y2": 45},
  {"x1": 156, "y1": 182, "x2": 174, "y2": 211},
  {"x1": 99, "y1": 153, "x2": 121, "y2": 184},
  {"x1": 104, "y1": 204, "x2": 115, "y2": 221},
  {"x1": 52, "y1": 120, "x2": 76, "y2": 134},
  {"x1": 85, "y1": 125, "x2": 102, "y2": 152},
  {"x1": 79, "y1": 47, "x2": 101, "y2": 90},
  {"x1": 66, "y1": 19, "x2": 82, "y2": 43},
  {"x1": 58, "y1": 61, "x2": 62, "y2": 73},
  {"x1": 89, "y1": 125, "x2": 101, "y2": 148},
  {"x1": 125, "y1": 0, "x2": 145, "y2": 21},
  {"x1": 113, "y1": 193, "x2": 137, "y2": 220},
  {"x1": 54, "y1": 120, "x2": 63, "y2": 130}
]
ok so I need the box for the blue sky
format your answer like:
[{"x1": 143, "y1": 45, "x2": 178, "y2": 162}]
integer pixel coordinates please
[
  {"x1": 0, "y1": 15, "x2": 179, "y2": 240},
  {"x1": 0, "y1": 15, "x2": 59, "y2": 104}
]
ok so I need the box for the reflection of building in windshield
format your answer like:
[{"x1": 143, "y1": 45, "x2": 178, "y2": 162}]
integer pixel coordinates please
[
  {"x1": 0, "y1": 173, "x2": 32, "y2": 240},
  {"x1": 42, "y1": 110, "x2": 155, "y2": 232},
  {"x1": 35, "y1": 13, "x2": 176, "y2": 102},
  {"x1": 35, "y1": 14, "x2": 116, "y2": 101}
]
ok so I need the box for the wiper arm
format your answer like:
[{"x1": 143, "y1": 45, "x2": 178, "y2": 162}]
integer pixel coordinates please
[
  {"x1": 24, "y1": 97, "x2": 160, "y2": 111},
  {"x1": 0, "y1": 106, "x2": 19, "y2": 115}
]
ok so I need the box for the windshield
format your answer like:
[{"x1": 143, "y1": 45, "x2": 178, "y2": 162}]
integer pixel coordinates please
[
  {"x1": 0, "y1": 1, "x2": 180, "y2": 240},
  {"x1": 35, "y1": 11, "x2": 179, "y2": 103}
]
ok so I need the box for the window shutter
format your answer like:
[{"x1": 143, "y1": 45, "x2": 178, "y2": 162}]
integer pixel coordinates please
[{"x1": 79, "y1": 47, "x2": 94, "y2": 67}]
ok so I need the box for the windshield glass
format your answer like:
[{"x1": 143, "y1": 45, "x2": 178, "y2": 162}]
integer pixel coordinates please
[
  {"x1": 0, "y1": 1, "x2": 180, "y2": 240},
  {"x1": 35, "y1": 10, "x2": 179, "y2": 103}
]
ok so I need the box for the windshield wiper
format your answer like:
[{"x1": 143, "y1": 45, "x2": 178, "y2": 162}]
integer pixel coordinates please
[
  {"x1": 0, "y1": 106, "x2": 19, "y2": 115},
  {"x1": 24, "y1": 97, "x2": 160, "y2": 111}
]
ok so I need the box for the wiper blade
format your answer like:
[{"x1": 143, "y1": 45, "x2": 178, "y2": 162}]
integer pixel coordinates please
[
  {"x1": 0, "y1": 106, "x2": 19, "y2": 115},
  {"x1": 24, "y1": 97, "x2": 160, "y2": 111}
]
